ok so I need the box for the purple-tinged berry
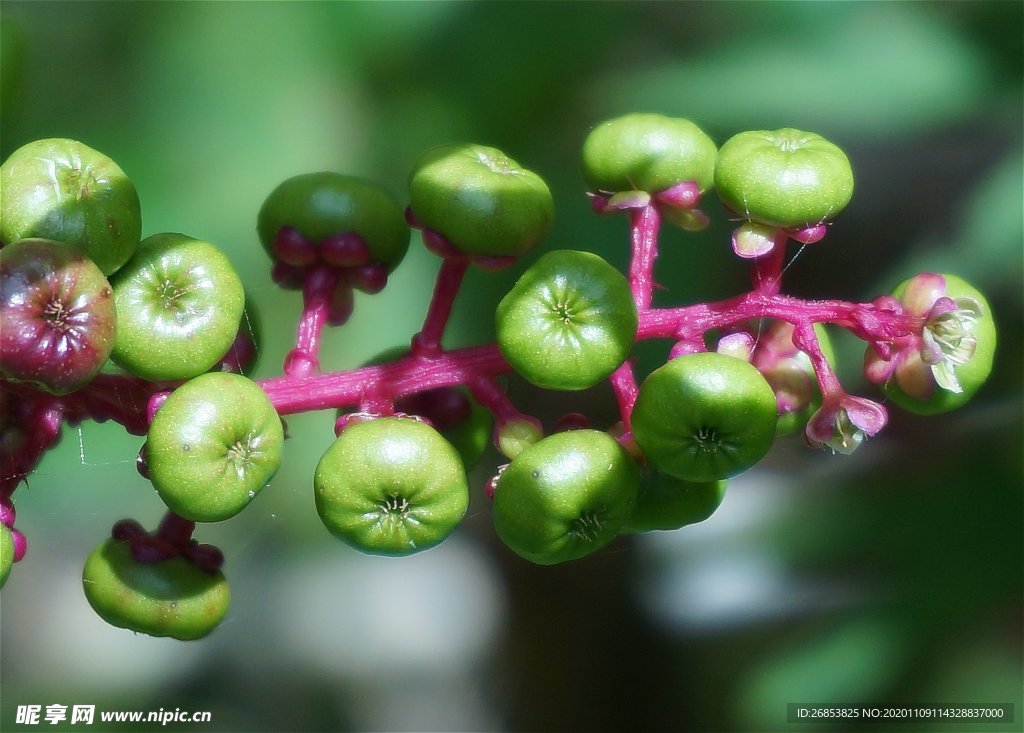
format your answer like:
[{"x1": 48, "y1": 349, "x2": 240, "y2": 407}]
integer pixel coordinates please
[{"x1": 1, "y1": 238, "x2": 116, "y2": 394}]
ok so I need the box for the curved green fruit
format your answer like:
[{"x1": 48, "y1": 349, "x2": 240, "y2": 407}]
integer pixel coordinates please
[
  {"x1": 315, "y1": 417, "x2": 469, "y2": 556},
  {"x1": 0, "y1": 138, "x2": 141, "y2": 275},
  {"x1": 111, "y1": 233, "x2": 244, "y2": 381},
  {"x1": 82, "y1": 538, "x2": 229, "y2": 640},
  {"x1": 581, "y1": 113, "x2": 717, "y2": 194},
  {"x1": 496, "y1": 249, "x2": 638, "y2": 391},
  {"x1": 408, "y1": 143, "x2": 553, "y2": 257},
  {"x1": 147, "y1": 372, "x2": 284, "y2": 522},
  {"x1": 632, "y1": 352, "x2": 778, "y2": 482},
  {"x1": 492, "y1": 429, "x2": 639, "y2": 564},
  {"x1": 621, "y1": 469, "x2": 726, "y2": 533},
  {"x1": 257, "y1": 172, "x2": 410, "y2": 271},
  {"x1": 714, "y1": 129, "x2": 853, "y2": 229}
]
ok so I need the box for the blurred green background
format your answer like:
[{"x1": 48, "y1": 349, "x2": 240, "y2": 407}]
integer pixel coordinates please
[{"x1": 1, "y1": 2, "x2": 1021, "y2": 732}]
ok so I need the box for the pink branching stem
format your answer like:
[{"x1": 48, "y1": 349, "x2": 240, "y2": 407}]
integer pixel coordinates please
[
  {"x1": 411, "y1": 255, "x2": 470, "y2": 357},
  {"x1": 466, "y1": 376, "x2": 528, "y2": 426},
  {"x1": 628, "y1": 204, "x2": 661, "y2": 311},
  {"x1": 261, "y1": 343, "x2": 510, "y2": 415},
  {"x1": 286, "y1": 264, "x2": 341, "y2": 378},
  {"x1": 608, "y1": 361, "x2": 639, "y2": 432},
  {"x1": 639, "y1": 292, "x2": 924, "y2": 344}
]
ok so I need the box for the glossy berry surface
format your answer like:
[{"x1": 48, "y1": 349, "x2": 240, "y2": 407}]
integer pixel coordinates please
[
  {"x1": 714, "y1": 128, "x2": 854, "y2": 229},
  {"x1": 632, "y1": 352, "x2": 778, "y2": 482},
  {"x1": 581, "y1": 113, "x2": 718, "y2": 194},
  {"x1": 0, "y1": 238, "x2": 116, "y2": 394},
  {"x1": 496, "y1": 250, "x2": 638, "y2": 391},
  {"x1": 492, "y1": 429, "x2": 639, "y2": 565},
  {"x1": 110, "y1": 233, "x2": 245, "y2": 381},
  {"x1": 314, "y1": 417, "x2": 469, "y2": 556},
  {"x1": 408, "y1": 143, "x2": 554, "y2": 257},
  {"x1": 82, "y1": 537, "x2": 230, "y2": 640},
  {"x1": 147, "y1": 372, "x2": 284, "y2": 522},
  {"x1": 0, "y1": 138, "x2": 141, "y2": 275}
]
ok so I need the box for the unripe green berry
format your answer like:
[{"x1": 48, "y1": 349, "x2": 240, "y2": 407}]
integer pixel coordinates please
[
  {"x1": 147, "y1": 372, "x2": 284, "y2": 522},
  {"x1": 315, "y1": 417, "x2": 469, "y2": 556},
  {"x1": 82, "y1": 538, "x2": 230, "y2": 640},
  {"x1": 496, "y1": 250, "x2": 638, "y2": 391},
  {"x1": 257, "y1": 173, "x2": 410, "y2": 271},
  {"x1": 714, "y1": 129, "x2": 853, "y2": 229},
  {"x1": 408, "y1": 144, "x2": 553, "y2": 257},
  {"x1": 110, "y1": 233, "x2": 245, "y2": 381},
  {"x1": 582, "y1": 113, "x2": 717, "y2": 194},
  {"x1": 0, "y1": 138, "x2": 141, "y2": 275}
]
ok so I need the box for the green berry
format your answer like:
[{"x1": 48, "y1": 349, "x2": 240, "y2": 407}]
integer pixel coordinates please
[
  {"x1": 147, "y1": 372, "x2": 284, "y2": 522},
  {"x1": 492, "y1": 429, "x2": 639, "y2": 565},
  {"x1": 714, "y1": 129, "x2": 854, "y2": 229},
  {"x1": 408, "y1": 143, "x2": 553, "y2": 257},
  {"x1": 0, "y1": 138, "x2": 141, "y2": 275},
  {"x1": 82, "y1": 538, "x2": 230, "y2": 640},
  {"x1": 314, "y1": 417, "x2": 469, "y2": 556},
  {"x1": 110, "y1": 233, "x2": 245, "y2": 381},
  {"x1": 496, "y1": 250, "x2": 638, "y2": 391},
  {"x1": 621, "y1": 468, "x2": 726, "y2": 533},
  {"x1": 581, "y1": 113, "x2": 717, "y2": 194},
  {"x1": 632, "y1": 352, "x2": 778, "y2": 482},
  {"x1": 257, "y1": 172, "x2": 410, "y2": 271}
]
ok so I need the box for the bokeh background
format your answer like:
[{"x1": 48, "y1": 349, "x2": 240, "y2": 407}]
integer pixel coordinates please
[{"x1": 1, "y1": 2, "x2": 1021, "y2": 732}]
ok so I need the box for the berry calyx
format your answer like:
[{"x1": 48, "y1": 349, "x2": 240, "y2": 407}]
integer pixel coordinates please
[
  {"x1": 0, "y1": 138, "x2": 142, "y2": 275},
  {"x1": 408, "y1": 143, "x2": 554, "y2": 258},
  {"x1": 0, "y1": 238, "x2": 116, "y2": 394}
]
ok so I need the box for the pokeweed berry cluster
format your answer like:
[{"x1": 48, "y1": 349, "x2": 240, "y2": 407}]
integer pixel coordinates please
[{"x1": 0, "y1": 115, "x2": 997, "y2": 640}]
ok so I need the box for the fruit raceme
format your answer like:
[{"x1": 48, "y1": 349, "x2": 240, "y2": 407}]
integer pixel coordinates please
[{"x1": 0, "y1": 115, "x2": 997, "y2": 638}]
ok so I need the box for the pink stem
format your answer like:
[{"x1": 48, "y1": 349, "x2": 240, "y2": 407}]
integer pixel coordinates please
[
  {"x1": 792, "y1": 320, "x2": 843, "y2": 395},
  {"x1": 752, "y1": 234, "x2": 788, "y2": 295},
  {"x1": 286, "y1": 265, "x2": 341, "y2": 377},
  {"x1": 608, "y1": 361, "x2": 639, "y2": 432},
  {"x1": 466, "y1": 377, "x2": 527, "y2": 425},
  {"x1": 261, "y1": 343, "x2": 511, "y2": 415},
  {"x1": 411, "y1": 256, "x2": 470, "y2": 357},
  {"x1": 628, "y1": 204, "x2": 661, "y2": 311},
  {"x1": 639, "y1": 292, "x2": 923, "y2": 343}
]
